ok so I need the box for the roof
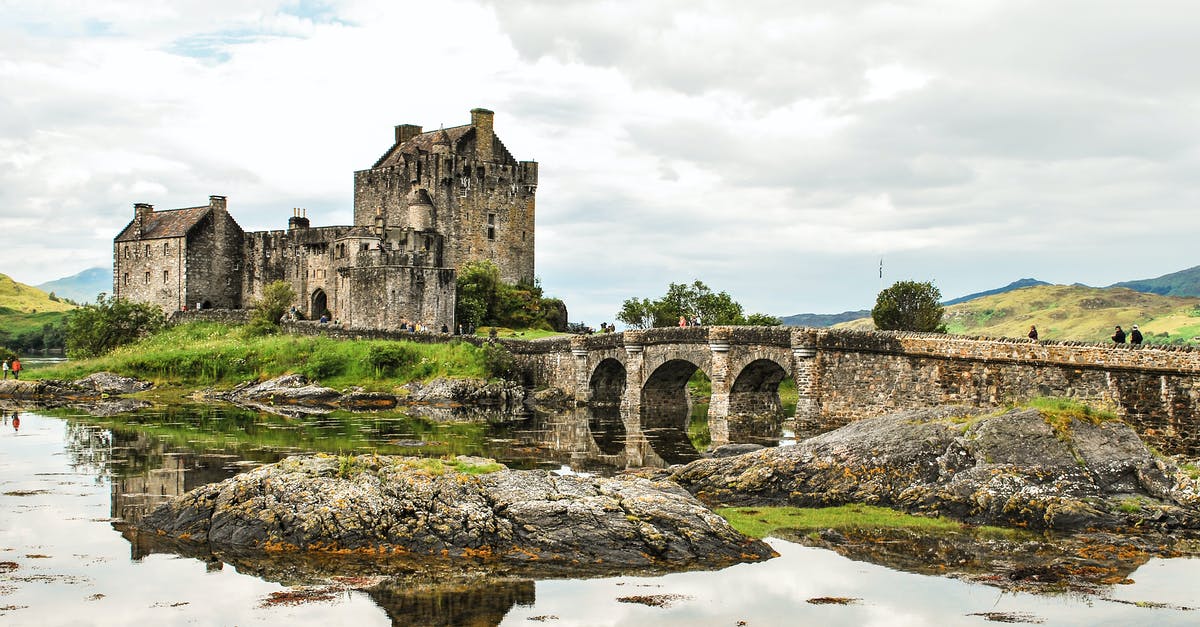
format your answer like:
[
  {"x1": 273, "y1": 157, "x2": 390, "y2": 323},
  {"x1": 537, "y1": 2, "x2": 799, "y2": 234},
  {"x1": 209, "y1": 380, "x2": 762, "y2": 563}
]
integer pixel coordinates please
[
  {"x1": 114, "y1": 206, "x2": 210, "y2": 242},
  {"x1": 373, "y1": 125, "x2": 473, "y2": 168}
]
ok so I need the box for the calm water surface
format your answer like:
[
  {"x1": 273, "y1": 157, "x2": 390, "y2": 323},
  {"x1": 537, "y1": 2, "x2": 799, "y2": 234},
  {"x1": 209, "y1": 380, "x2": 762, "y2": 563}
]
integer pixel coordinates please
[{"x1": 1, "y1": 404, "x2": 1198, "y2": 626}]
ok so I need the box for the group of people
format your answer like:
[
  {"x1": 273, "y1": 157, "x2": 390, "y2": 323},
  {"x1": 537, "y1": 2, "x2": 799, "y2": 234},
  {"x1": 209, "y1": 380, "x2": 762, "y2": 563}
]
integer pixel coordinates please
[
  {"x1": 2, "y1": 357, "x2": 20, "y2": 379},
  {"x1": 677, "y1": 314, "x2": 703, "y2": 328},
  {"x1": 1027, "y1": 324, "x2": 1145, "y2": 345},
  {"x1": 1111, "y1": 325, "x2": 1144, "y2": 345}
]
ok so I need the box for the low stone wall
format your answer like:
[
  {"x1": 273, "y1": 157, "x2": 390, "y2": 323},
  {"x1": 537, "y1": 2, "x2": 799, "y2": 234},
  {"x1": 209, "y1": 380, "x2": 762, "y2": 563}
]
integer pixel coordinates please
[
  {"x1": 167, "y1": 309, "x2": 251, "y2": 325},
  {"x1": 813, "y1": 329, "x2": 1200, "y2": 454}
]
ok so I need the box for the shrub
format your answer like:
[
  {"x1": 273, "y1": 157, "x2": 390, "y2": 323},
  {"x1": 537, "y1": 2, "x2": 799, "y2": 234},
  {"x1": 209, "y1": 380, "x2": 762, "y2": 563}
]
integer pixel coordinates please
[
  {"x1": 302, "y1": 351, "x2": 347, "y2": 381},
  {"x1": 366, "y1": 343, "x2": 419, "y2": 376},
  {"x1": 65, "y1": 294, "x2": 166, "y2": 358}
]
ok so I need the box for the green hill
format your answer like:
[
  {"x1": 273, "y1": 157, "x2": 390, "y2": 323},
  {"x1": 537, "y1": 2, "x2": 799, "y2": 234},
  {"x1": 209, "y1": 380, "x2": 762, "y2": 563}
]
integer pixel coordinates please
[
  {"x1": 0, "y1": 273, "x2": 75, "y2": 351},
  {"x1": 834, "y1": 284, "x2": 1200, "y2": 345},
  {"x1": 1109, "y1": 265, "x2": 1200, "y2": 298}
]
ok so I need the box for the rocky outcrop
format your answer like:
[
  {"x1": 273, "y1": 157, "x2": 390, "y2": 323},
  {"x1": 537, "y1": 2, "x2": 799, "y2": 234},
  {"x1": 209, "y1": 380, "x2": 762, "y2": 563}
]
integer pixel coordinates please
[
  {"x1": 140, "y1": 454, "x2": 772, "y2": 569},
  {"x1": 671, "y1": 406, "x2": 1200, "y2": 531},
  {"x1": 402, "y1": 378, "x2": 526, "y2": 408},
  {"x1": 0, "y1": 372, "x2": 154, "y2": 403}
]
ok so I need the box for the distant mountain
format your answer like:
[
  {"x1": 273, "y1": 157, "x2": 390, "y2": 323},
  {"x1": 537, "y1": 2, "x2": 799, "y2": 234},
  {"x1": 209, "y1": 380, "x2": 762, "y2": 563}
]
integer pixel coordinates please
[
  {"x1": 780, "y1": 310, "x2": 870, "y2": 327},
  {"x1": 780, "y1": 278, "x2": 1048, "y2": 327},
  {"x1": 942, "y1": 278, "x2": 1051, "y2": 306},
  {"x1": 36, "y1": 266, "x2": 110, "y2": 304},
  {"x1": 1109, "y1": 265, "x2": 1200, "y2": 298}
]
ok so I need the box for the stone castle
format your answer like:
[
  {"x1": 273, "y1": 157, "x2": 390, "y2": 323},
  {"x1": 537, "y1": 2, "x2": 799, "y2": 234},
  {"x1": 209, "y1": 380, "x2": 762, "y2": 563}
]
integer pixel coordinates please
[{"x1": 113, "y1": 108, "x2": 537, "y2": 329}]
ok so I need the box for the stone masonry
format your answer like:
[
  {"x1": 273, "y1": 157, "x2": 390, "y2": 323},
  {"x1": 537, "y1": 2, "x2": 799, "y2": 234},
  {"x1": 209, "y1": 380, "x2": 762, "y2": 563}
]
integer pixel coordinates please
[{"x1": 113, "y1": 109, "x2": 536, "y2": 331}]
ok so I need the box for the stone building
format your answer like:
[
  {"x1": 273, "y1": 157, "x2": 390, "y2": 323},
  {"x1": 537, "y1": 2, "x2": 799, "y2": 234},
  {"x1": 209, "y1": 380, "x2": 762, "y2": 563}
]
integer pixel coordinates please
[{"x1": 113, "y1": 108, "x2": 537, "y2": 330}]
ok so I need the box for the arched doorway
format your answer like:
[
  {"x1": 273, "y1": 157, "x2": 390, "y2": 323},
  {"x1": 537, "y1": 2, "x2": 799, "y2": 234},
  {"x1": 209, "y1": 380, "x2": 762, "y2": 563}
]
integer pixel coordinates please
[{"x1": 311, "y1": 289, "x2": 328, "y2": 319}]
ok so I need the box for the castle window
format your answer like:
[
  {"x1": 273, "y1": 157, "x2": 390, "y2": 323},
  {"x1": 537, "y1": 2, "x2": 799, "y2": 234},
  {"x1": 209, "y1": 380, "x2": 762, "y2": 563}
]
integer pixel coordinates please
[
  {"x1": 145, "y1": 244, "x2": 150, "y2": 257},
  {"x1": 143, "y1": 272, "x2": 150, "y2": 285},
  {"x1": 122, "y1": 273, "x2": 128, "y2": 286},
  {"x1": 124, "y1": 246, "x2": 130, "y2": 259},
  {"x1": 487, "y1": 213, "x2": 496, "y2": 241},
  {"x1": 163, "y1": 270, "x2": 169, "y2": 283},
  {"x1": 164, "y1": 242, "x2": 169, "y2": 255}
]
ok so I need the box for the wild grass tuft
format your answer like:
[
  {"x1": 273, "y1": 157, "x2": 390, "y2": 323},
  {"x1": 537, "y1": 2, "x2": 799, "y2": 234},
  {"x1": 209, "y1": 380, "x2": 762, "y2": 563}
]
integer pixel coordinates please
[{"x1": 715, "y1": 504, "x2": 1010, "y2": 539}]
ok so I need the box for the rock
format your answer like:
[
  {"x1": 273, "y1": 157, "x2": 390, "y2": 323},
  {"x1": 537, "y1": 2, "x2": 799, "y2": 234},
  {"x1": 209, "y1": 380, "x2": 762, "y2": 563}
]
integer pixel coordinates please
[
  {"x1": 140, "y1": 454, "x2": 773, "y2": 569},
  {"x1": 71, "y1": 372, "x2": 153, "y2": 395},
  {"x1": 710, "y1": 443, "x2": 765, "y2": 458},
  {"x1": 670, "y1": 407, "x2": 1200, "y2": 531},
  {"x1": 403, "y1": 378, "x2": 526, "y2": 409},
  {"x1": 530, "y1": 387, "x2": 573, "y2": 410}
]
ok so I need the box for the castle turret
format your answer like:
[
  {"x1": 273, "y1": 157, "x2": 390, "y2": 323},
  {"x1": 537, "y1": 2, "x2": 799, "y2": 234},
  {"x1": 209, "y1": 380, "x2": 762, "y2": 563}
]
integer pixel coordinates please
[{"x1": 407, "y1": 186, "x2": 434, "y2": 231}]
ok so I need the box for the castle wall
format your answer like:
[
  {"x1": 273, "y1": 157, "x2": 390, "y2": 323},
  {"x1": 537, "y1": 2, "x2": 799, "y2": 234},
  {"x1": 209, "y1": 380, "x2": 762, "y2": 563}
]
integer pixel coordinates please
[
  {"x1": 338, "y1": 265, "x2": 456, "y2": 331},
  {"x1": 113, "y1": 235, "x2": 187, "y2": 312},
  {"x1": 184, "y1": 208, "x2": 244, "y2": 310}
]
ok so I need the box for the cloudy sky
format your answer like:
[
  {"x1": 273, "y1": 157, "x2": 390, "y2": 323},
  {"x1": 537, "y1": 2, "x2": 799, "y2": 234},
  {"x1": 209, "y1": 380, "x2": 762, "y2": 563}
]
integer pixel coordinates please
[{"x1": 2, "y1": 1, "x2": 1197, "y2": 324}]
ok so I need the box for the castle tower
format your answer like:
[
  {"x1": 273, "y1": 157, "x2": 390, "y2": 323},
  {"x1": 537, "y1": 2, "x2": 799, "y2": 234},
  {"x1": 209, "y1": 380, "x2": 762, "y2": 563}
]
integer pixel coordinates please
[{"x1": 352, "y1": 108, "x2": 537, "y2": 285}]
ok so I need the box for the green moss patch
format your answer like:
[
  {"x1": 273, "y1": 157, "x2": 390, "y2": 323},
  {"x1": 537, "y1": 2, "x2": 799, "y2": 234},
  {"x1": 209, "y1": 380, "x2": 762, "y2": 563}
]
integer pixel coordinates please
[{"x1": 715, "y1": 504, "x2": 976, "y2": 539}]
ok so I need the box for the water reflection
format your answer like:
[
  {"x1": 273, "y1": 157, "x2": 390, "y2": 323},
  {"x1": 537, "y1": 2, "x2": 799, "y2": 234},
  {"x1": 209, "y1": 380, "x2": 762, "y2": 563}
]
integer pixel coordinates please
[{"x1": 5, "y1": 406, "x2": 1200, "y2": 626}]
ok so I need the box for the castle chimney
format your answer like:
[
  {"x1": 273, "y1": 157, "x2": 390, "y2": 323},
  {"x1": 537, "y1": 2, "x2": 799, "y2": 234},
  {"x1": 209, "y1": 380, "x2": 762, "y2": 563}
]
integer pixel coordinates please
[
  {"x1": 471, "y1": 108, "x2": 494, "y2": 162},
  {"x1": 395, "y1": 124, "x2": 422, "y2": 144},
  {"x1": 134, "y1": 203, "x2": 153, "y2": 237},
  {"x1": 209, "y1": 195, "x2": 227, "y2": 212},
  {"x1": 288, "y1": 207, "x2": 310, "y2": 230}
]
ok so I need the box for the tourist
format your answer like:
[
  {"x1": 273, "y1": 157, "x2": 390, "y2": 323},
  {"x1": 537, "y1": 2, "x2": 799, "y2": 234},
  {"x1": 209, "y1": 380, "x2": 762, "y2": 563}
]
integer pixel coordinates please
[
  {"x1": 693, "y1": 315, "x2": 702, "y2": 327},
  {"x1": 319, "y1": 314, "x2": 329, "y2": 324},
  {"x1": 1130, "y1": 325, "x2": 1144, "y2": 345},
  {"x1": 1112, "y1": 326, "x2": 1126, "y2": 344},
  {"x1": 1028, "y1": 325, "x2": 1038, "y2": 341},
  {"x1": 441, "y1": 323, "x2": 449, "y2": 334},
  {"x1": 10, "y1": 357, "x2": 20, "y2": 380},
  {"x1": 678, "y1": 316, "x2": 687, "y2": 328},
  {"x1": 2, "y1": 358, "x2": 8, "y2": 379}
]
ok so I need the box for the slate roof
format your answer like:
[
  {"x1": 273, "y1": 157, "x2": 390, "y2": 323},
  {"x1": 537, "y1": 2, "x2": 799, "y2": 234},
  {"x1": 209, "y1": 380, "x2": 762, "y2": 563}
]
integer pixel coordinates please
[
  {"x1": 373, "y1": 125, "x2": 473, "y2": 168},
  {"x1": 114, "y1": 206, "x2": 209, "y2": 242}
]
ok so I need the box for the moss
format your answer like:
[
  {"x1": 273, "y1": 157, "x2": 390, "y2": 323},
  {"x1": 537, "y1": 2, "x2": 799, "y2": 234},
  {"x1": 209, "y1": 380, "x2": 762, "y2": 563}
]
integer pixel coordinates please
[{"x1": 714, "y1": 504, "x2": 1008, "y2": 539}]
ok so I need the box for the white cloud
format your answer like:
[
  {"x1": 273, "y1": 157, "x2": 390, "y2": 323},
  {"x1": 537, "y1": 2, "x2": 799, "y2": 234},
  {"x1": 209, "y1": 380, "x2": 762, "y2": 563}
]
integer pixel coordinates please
[{"x1": 0, "y1": 0, "x2": 1198, "y2": 326}]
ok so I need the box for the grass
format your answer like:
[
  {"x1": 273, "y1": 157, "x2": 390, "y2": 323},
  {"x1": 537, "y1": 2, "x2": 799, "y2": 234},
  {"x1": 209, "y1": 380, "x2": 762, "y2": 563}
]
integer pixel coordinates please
[
  {"x1": 331, "y1": 454, "x2": 504, "y2": 478},
  {"x1": 29, "y1": 321, "x2": 499, "y2": 391},
  {"x1": 476, "y1": 326, "x2": 566, "y2": 340},
  {"x1": 715, "y1": 504, "x2": 1011, "y2": 539}
]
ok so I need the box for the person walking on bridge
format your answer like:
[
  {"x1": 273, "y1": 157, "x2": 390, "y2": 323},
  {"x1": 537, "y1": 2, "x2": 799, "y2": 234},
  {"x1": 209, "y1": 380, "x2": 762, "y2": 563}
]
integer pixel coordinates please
[{"x1": 10, "y1": 357, "x2": 21, "y2": 380}]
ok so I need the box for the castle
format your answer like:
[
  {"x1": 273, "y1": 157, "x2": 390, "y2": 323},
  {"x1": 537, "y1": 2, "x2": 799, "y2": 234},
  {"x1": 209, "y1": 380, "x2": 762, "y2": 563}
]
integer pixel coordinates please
[{"x1": 113, "y1": 108, "x2": 537, "y2": 330}]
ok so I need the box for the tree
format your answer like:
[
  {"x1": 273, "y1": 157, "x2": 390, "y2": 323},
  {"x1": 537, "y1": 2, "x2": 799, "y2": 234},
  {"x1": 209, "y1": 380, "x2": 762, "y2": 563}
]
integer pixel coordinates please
[
  {"x1": 247, "y1": 281, "x2": 296, "y2": 335},
  {"x1": 872, "y1": 280, "x2": 946, "y2": 332},
  {"x1": 616, "y1": 281, "x2": 781, "y2": 328},
  {"x1": 455, "y1": 261, "x2": 566, "y2": 331},
  {"x1": 65, "y1": 293, "x2": 166, "y2": 358}
]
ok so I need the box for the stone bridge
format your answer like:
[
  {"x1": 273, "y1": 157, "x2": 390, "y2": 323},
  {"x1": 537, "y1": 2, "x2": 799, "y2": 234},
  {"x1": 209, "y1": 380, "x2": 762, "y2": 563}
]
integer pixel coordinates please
[{"x1": 510, "y1": 326, "x2": 1200, "y2": 456}]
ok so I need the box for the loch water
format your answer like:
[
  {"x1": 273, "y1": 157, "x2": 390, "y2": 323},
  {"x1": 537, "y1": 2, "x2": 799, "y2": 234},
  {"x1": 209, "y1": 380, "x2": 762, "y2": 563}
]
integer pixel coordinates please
[{"x1": 2, "y1": 402, "x2": 1199, "y2": 626}]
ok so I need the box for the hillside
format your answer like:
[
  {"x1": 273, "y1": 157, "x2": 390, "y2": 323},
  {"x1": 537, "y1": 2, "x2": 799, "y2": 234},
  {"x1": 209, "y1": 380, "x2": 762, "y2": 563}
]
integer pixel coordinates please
[
  {"x1": 1109, "y1": 265, "x2": 1200, "y2": 298},
  {"x1": 0, "y1": 273, "x2": 76, "y2": 314},
  {"x1": 942, "y1": 278, "x2": 1050, "y2": 306},
  {"x1": 36, "y1": 266, "x2": 110, "y2": 304},
  {"x1": 834, "y1": 284, "x2": 1200, "y2": 344},
  {"x1": 779, "y1": 310, "x2": 870, "y2": 327},
  {"x1": 0, "y1": 273, "x2": 74, "y2": 350}
]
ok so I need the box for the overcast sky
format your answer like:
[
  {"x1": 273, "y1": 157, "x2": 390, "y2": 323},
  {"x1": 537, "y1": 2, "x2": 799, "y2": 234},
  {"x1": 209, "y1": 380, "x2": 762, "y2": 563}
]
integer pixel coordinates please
[{"x1": 2, "y1": 1, "x2": 1198, "y2": 324}]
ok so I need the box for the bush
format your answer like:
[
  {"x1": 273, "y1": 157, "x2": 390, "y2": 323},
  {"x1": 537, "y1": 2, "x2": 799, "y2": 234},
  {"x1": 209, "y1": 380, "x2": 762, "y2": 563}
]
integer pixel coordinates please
[
  {"x1": 482, "y1": 342, "x2": 516, "y2": 379},
  {"x1": 366, "y1": 343, "x2": 419, "y2": 376},
  {"x1": 302, "y1": 351, "x2": 348, "y2": 380},
  {"x1": 872, "y1": 280, "x2": 946, "y2": 332}
]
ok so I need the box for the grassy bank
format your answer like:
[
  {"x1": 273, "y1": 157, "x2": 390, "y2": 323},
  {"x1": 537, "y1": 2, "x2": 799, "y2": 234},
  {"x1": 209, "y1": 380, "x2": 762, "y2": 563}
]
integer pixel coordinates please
[{"x1": 31, "y1": 322, "x2": 504, "y2": 391}]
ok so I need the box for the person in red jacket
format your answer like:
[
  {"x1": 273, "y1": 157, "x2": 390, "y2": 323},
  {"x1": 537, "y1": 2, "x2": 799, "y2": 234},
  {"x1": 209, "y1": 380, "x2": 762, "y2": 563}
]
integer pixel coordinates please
[{"x1": 10, "y1": 357, "x2": 21, "y2": 380}]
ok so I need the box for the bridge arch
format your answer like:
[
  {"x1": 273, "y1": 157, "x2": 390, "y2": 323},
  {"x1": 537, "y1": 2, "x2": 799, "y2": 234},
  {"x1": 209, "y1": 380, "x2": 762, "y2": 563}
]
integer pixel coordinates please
[
  {"x1": 588, "y1": 358, "x2": 626, "y2": 405},
  {"x1": 639, "y1": 358, "x2": 705, "y2": 463},
  {"x1": 727, "y1": 358, "x2": 790, "y2": 443}
]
